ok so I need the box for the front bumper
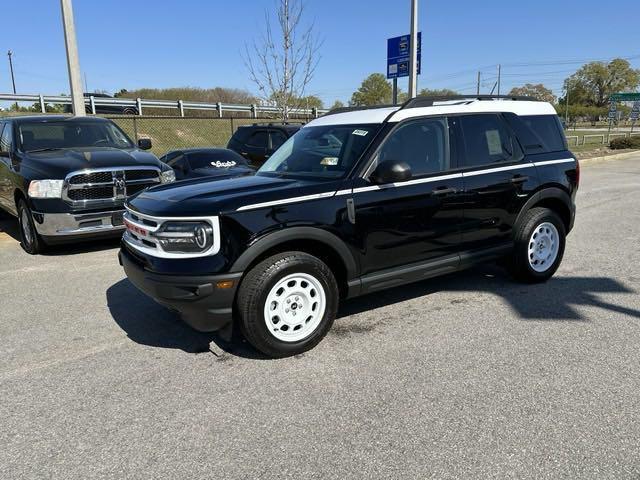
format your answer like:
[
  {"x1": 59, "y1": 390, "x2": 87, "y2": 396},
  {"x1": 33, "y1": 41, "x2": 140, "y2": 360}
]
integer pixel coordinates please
[
  {"x1": 119, "y1": 247, "x2": 241, "y2": 332},
  {"x1": 32, "y1": 209, "x2": 126, "y2": 237}
]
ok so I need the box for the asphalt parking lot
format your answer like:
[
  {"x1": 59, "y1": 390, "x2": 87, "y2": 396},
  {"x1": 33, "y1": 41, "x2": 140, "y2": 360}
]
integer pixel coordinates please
[{"x1": 1, "y1": 155, "x2": 639, "y2": 479}]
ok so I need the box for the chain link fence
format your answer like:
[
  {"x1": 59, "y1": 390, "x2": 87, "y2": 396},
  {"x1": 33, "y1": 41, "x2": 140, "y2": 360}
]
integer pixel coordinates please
[{"x1": 107, "y1": 116, "x2": 305, "y2": 156}]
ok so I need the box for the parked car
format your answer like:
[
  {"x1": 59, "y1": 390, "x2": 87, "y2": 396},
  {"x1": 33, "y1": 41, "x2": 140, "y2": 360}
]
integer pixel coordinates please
[
  {"x1": 227, "y1": 123, "x2": 301, "y2": 166},
  {"x1": 159, "y1": 148, "x2": 254, "y2": 181},
  {"x1": 63, "y1": 93, "x2": 139, "y2": 115},
  {"x1": 0, "y1": 115, "x2": 174, "y2": 254},
  {"x1": 120, "y1": 95, "x2": 578, "y2": 358}
]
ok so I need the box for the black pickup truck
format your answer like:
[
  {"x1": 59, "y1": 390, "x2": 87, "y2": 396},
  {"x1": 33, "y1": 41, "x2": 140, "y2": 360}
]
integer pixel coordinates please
[{"x1": 0, "y1": 115, "x2": 175, "y2": 254}]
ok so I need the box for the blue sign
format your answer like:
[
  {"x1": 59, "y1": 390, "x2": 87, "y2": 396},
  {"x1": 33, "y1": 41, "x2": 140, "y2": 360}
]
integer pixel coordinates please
[{"x1": 387, "y1": 33, "x2": 422, "y2": 79}]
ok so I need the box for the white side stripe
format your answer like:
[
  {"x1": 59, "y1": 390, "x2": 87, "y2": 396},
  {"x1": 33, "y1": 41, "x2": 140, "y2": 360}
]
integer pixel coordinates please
[{"x1": 235, "y1": 159, "x2": 576, "y2": 211}]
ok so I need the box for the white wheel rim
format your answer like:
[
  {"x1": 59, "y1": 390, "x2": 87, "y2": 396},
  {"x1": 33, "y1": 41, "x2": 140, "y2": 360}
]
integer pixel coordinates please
[
  {"x1": 21, "y1": 209, "x2": 33, "y2": 245},
  {"x1": 263, "y1": 272, "x2": 326, "y2": 342},
  {"x1": 528, "y1": 222, "x2": 559, "y2": 273}
]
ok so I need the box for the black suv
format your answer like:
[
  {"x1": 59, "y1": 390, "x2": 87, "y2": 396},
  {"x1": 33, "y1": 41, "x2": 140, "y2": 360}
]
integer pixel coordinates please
[
  {"x1": 0, "y1": 115, "x2": 175, "y2": 254},
  {"x1": 120, "y1": 95, "x2": 578, "y2": 358},
  {"x1": 227, "y1": 123, "x2": 301, "y2": 166},
  {"x1": 63, "y1": 93, "x2": 139, "y2": 115}
]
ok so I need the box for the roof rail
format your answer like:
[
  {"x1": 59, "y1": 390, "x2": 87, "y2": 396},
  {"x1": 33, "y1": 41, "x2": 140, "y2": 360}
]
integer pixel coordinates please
[
  {"x1": 401, "y1": 94, "x2": 538, "y2": 109},
  {"x1": 324, "y1": 104, "x2": 397, "y2": 117}
]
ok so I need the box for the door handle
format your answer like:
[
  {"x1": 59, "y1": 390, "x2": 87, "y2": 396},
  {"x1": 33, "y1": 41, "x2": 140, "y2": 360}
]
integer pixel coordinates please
[
  {"x1": 432, "y1": 187, "x2": 457, "y2": 196},
  {"x1": 510, "y1": 175, "x2": 529, "y2": 184}
]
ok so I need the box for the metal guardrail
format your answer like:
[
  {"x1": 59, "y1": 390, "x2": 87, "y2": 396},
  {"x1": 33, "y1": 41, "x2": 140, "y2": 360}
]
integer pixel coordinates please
[{"x1": 0, "y1": 93, "x2": 329, "y2": 118}]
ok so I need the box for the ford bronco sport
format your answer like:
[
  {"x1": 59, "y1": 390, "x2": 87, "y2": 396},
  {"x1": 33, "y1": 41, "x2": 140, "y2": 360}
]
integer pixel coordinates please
[{"x1": 119, "y1": 95, "x2": 578, "y2": 358}]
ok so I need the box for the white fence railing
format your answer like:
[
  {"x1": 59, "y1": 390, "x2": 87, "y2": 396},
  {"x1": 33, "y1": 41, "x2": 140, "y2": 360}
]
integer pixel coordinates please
[{"x1": 0, "y1": 93, "x2": 329, "y2": 118}]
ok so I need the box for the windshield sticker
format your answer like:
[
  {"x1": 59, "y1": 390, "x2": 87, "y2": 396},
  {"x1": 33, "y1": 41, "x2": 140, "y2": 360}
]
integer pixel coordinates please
[
  {"x1": 320, "y1": 157, "x2": 339, "y2": 166},
  {"x1": 352, "y1": 129, "x2": 368, "y2": 137},
  {"x1": 211, "y1": 160, "x2": 237, "y2": 168}
]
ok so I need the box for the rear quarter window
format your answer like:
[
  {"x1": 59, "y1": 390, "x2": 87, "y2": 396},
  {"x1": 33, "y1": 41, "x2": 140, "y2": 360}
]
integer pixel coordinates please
[{"x1": 519, "y1": 115, "x2": 567, "y2": 153}]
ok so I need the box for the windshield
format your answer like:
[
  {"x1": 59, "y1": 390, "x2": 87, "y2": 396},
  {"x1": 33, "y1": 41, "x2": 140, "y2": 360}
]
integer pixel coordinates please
[
  {"x1": 187, "y1": 150, "x2": 247, "y2": 170},
  {"x1": 19, "y1": 120, "x2": 134, "y2": 152},
  {"x1": 257, "y1": 124, "x2": 381, "y2": 178}
]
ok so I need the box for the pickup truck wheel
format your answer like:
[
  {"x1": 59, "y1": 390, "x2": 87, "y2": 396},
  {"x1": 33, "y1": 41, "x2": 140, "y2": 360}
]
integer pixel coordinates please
[
  {"x1": 509, "y1": 207, "x2": 565, "y2": 283},
  {"x1": 237, "y1": 251, "x2": 339, "y2": 358},
  {"x1": 17, "y1": 199, "x2": 46, "y2": 255}
]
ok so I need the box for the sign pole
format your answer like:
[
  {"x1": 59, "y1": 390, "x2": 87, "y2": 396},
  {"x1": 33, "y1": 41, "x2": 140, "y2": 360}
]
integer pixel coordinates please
[
  {"x1": 408, "y1": 0, "x2": 418, "y2": 99},
  {"x1": 392, "y1": 78, "x2": 398, "y2": 105}
]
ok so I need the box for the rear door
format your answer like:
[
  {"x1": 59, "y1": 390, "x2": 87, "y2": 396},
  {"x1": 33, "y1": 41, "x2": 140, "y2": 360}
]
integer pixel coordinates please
[
  {"x1": 454, "y1": 113, "x2": 538, "y2": 253},
  {"x1": 352, "y1": 116, "x2": 465, "y2": 277}
]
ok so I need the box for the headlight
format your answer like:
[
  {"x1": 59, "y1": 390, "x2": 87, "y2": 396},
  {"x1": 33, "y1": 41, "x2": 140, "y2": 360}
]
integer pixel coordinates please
[
  {"x1": 160, "y1": 170, "x2": 176, "y2": 184},
  {"x1": 153, "y1": 221, "x2": 213, "y2": 253},
  {"x1": 28, "y1": 180, "x2": 64, "y2": 198}
]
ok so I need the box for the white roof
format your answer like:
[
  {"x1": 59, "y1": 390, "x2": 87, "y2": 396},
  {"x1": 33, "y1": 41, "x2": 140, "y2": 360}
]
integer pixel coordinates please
[{"x1": 306, "y1": 99, "x2": 557, "y2": 128}]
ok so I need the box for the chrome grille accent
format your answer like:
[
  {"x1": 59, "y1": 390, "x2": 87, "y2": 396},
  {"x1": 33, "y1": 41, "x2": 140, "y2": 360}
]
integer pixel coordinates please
[{"x1": 63, "y1": 167, "x2": 161, "y2": 206}]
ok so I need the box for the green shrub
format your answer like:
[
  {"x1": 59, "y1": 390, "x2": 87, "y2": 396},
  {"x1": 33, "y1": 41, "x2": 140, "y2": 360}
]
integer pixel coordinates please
[{"x1": 610, "y1": 136, "x2": 640, "y2": 150}]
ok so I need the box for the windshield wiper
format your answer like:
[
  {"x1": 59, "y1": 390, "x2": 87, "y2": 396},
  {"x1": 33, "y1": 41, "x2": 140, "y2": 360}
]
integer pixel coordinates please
[{"x1": 26, "y1": 147, "x2": 66, "y2": 153}]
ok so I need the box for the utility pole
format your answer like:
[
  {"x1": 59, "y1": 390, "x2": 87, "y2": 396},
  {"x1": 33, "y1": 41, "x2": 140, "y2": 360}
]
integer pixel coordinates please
[
  {"x1": 476, "y1": 71, "x2": 481, "y2": 95},
  {"x1": 564, "y1": 82, "x2": 570, "y2": 125},
  {"x1": 60, "y1": 0, "x2": 85, "y2": 116},
  {"x1": 497, "y1": 64, "x2": 501, "y2": 96},
  {"x1": 7, "y1": 50, "x2": 18, "y2": 110},
  {"x1": 408, "y1": 0, "x2": 418, "y2": 99}
]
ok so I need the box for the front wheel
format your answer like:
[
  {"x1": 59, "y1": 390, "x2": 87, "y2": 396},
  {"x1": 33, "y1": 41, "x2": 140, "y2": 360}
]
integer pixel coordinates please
[
  {"x1": 17, "y1": 199, "x2": 46, "y2": 255},
  {"x1": 509, "y1": 207, "x2": 566, "y2": 283},
  {"x1": 237, "y1": 251, "x2": 339, "y2": 358}
]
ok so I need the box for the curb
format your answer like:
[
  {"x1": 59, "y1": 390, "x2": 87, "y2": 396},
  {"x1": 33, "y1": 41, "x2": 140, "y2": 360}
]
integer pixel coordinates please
[{"x1": 577, "y1": 150, "x2": 640, "y2": 166}]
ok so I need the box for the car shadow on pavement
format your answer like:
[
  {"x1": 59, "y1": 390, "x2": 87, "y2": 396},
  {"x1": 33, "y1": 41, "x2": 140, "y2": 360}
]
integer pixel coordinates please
[
  {"x1": 0, "y1": 211, "x2": 20, "y2": 242},
  {"x1": 107, "y1": 266, "x2": 639, "y2": 360}
]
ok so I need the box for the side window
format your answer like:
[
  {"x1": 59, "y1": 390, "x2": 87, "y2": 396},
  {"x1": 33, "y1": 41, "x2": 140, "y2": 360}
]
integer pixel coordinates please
[
  {"x1": 375, "y1": 117, "x2": 449, "y2": 176},
  {"x1": 247, "y1": 130, "x2": 268, "y2": 148},
  {"x1": 270, "y1": 130, "x2": 288, "y2": 150},
  {"x1": 520, "y1": 115, "x2": 566, "y2": 152},
  {"x1": 0, "y1": 123, "x2": 13, "y2": 153},
  {"x1": 459, "y1": 114, "x2": 521, "y2": 167},
  {"x1": 167, "y1": 154, "x2": 186, "y2": 169}
]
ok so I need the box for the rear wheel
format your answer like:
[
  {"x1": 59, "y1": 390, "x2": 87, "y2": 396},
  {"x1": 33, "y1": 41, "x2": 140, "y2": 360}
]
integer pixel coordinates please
[
  {"x1": 509, "y1": 207, "x2": 565, "y2": 283},
  {"x1": 237, "y1": 251, "x2": 339, "y2": 358},
  {"x1": 17, "y1": 199, "x2": 46, "y2": 255}
]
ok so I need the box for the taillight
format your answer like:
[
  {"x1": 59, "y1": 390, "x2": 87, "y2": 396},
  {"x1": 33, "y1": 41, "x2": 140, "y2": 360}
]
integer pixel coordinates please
[{"x1": 575, "y1": 158, "x2": 580, "y2": 188}]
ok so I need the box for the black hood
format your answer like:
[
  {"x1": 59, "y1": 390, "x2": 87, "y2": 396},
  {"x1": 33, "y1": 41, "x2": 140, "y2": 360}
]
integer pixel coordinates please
[
  {"x1": 22, "y1": 147, "x2": 161, "y2": 179},
  {"x1": 128, "y1": 174, "x2": 343, "y2": 217}
]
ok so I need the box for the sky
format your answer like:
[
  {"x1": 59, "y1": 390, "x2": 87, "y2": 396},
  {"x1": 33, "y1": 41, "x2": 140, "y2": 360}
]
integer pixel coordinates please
[{"x1": 2, "y1": 0, "x2": 640, "y2": 108}]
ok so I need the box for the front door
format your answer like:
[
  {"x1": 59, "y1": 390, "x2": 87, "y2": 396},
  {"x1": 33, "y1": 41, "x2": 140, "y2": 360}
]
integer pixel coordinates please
[
  {"x1": 454, "y1": 113, "x2": 538, "y2": 253},
  {"x1": 0, "y1": 123, "x2": 13, "y2": 212},
  {"x1": 352, "y1": 116, "x2": 464, "y2": 278}
]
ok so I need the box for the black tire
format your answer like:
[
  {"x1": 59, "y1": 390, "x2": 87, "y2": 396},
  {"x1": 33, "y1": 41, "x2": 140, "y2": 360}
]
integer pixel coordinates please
[
  {"x1": 17, "y1": 199, "x2": 46, "y2": 255},
  {"x1": 237, "y1": 251, "x2": 339, "y2": 358},
  {"x1": 508, "y1": 207, "x2": 566, "y2": 283}
]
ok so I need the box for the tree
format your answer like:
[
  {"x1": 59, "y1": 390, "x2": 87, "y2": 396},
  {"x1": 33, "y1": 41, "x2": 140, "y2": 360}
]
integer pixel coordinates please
[
  {"x1": 350, "y1": 74, "x2": 392, "y2": 106},
  {"x1": 244, "y1": 0, "x2": 322, "y2": 120},
  {"x1": 563, "y1": 59, "x2": 640, "y2": 107},
  {"x1": 329, "y1": 100, "x2": 345, "y2": 110},
  {"x1": 418, "y1": 88, "x2": 459, "y2": 97},
  {"x1": 508, "y1": 83, "x2": 556, "y2": 103}
]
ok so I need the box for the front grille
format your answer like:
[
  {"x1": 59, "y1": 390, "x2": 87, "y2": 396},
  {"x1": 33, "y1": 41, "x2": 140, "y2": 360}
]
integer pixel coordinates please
[{"x1": 64, "y1": 168, "x2": 160, "y2": 205}]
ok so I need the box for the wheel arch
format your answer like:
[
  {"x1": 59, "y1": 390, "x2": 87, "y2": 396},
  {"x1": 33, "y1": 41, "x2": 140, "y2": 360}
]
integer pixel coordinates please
[
  {"x1": 516, "y1": 187, "x2": 573, "y2": 233},
  {"x1": 231, "y1": 227, "x2": 358, "y2": 298}
]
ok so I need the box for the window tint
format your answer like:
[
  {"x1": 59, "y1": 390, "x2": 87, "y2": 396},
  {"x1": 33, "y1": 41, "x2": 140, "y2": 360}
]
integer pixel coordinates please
[
  {"x1": 520, "y1": 115, "x2": 566, "y2": 152},
  {"x1": 0, "y1": 123, "x2": 13, "y2": 153},
  {"x1": 376, "y1": 118, "x2": 449, "y2": 176},
  {"x1": 270, "y1": 130, "x2": 288, "y2": 149},
  {"x1": 247, "y1": 131, "x2": 268, "y2": 148},
  {"x1": 167, "y1": 154, "x2": 185, "y2": 168},
  {"x1": 187, "y1": 151, "x2": 247, "y2": 169},
  {"x1": 459, "y1": 114, "x2": 520, "y2": 167}
]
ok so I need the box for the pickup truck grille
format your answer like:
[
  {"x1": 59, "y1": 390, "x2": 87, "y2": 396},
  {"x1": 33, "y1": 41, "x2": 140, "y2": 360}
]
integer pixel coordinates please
[{"x1": 63, "y1": 167, "x2": 161, "y2": 206}]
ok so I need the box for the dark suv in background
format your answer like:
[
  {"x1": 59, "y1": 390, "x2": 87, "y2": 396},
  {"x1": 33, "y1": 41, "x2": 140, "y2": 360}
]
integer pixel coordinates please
[
  {"x1": 227, "y1": 123, "x2": 301, "y2": 166},
  {"x1": 63, "y1": 93, "x2": 139, "y2": 115}
]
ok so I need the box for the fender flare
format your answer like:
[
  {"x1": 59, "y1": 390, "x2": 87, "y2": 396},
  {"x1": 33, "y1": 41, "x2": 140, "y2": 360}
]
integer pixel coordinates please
[
  {"x1": 514, "y1": 187, "x2": 573, "y2": 230},
  {"x1": 230, "y1": 227, "x2": 358, "y2": 279}
]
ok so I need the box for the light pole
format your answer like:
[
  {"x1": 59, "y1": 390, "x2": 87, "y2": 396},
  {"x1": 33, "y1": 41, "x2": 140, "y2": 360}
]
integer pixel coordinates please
[
  {"x1": 408, "y1": 0, "x2": 418, "y2": 99},
  {"x1": 7, "y1": 50, "x2": 18, "y2": 110},
  {"x1": 564, "y1": 81, "x2": 570, "y2": 126},
  {"x1": 60, "y1": 0, "x2": 85, "y2": 116}
]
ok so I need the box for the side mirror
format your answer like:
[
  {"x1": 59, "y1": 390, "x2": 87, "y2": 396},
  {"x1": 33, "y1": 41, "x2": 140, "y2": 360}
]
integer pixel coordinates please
[
  {"x1": 138, "y1": 138, "x2": 152, "y2": 150},
  {"x1": 370, "y1": 159, "x2": 412, "y2": 184}
]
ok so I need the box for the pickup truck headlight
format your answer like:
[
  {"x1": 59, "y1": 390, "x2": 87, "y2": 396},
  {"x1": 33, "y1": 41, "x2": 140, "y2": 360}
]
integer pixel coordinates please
[
  {"x1": 28, "y1": 180, "x2": 64, "y2": 198},
  {"x1": 154, "y1": 221, "x2": 213, "y2": 253},
  {"x1": 160, "y1": 170, "x2": 176, "y2": 184}
]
